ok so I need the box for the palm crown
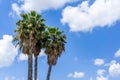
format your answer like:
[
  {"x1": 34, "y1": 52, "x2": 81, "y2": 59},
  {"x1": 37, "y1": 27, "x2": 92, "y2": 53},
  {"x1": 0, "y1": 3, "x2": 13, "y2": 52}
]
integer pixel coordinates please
[
  {"x1": 13, "y1": 11, "x2": 46, "y2": 55},
  {"x1": 45, "y1": 27, "x2": 66, "y2": 65}
]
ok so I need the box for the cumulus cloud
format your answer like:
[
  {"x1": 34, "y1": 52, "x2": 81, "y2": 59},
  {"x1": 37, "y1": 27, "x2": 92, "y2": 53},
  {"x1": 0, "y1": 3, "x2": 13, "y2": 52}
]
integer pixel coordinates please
[
  {"x1": 94, "y1": 58, "x2": 105, "y2": 66},
  {"x1": 19, "y1": 49, "x2": 46, "y2": 61},
  {"x1": 11, "y1": 0, "x2": 77, "y2": 16},
  {"x1": 96, "y1": 76, "x2": 108, "y2": 80},
  {"x1": 109, "y1": 61, "x2": 120, "y2": 77},
  {"x1": 97, "y1": 69, "x2": 106, "y2": 76},
  {"x1": 19, "y1": 53, "x2": 28, "y2": 61},
  {"x1": 0, "y1": 35, "x2": 18, "y2": 68},
  {"x1": 10, "y1": 3, "x2": 21, "y2": 17},
  {"x1": 4, "y1": 76, "x2": 25, "y2": 80},
  {"x1": 93, "y1": 60, "x2": 120, "y2": 79},
  {"x1": 96, "y1": 69, "x2": 108, "y2": 80},
  {"x1": 61, "y1": 0, "x2": 120, "y2": 32},
  {"x1": 67, "y1": 72, "x2": 85, "y2": 78},
  {"x1": 114, "y1": 48, "x2": 120, "y2": 58},
  {"x1": 39, "y1": 49, "x2": 46, "y2": 57},
  {"x1": 104, "y1": 60, "x2": 116, "y2": 67}
]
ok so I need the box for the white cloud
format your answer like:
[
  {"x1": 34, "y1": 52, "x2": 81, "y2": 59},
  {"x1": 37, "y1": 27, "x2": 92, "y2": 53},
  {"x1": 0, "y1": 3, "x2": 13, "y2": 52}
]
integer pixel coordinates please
[
  {"x1": 0, "y1": 35, "x2": 18, "y2": 68},
  {"x1": 19, "y1": 53, "x2": 28, "y2": 61},
  {"x1": 61, "y1": 0, "x2": 120, "y2": 32},
  {"x1": 96, "y1": 69, "x2": 108, "y2": 80},
  {"x1": 4, "y1": 76, "x2": 25, "y2": 80},
  {"x1": 93, "y1": 60, "x2": 120, "y2": 80},
  {"x1": 94, "y1": 58, "x2": 105, "y2": 66},
  {"x1": 19, "y1": 49, "x2": 46, "y2": 61},
  {"x1": 11, "y1": 0, "x2": 77, "y2": 16},
  {"x1": 39, "y1": 49, "x2": 46, "y2": 57},
  {"x1": 114, "y1": 48, "x2": 120, "y2": 58},
  {"x1": 11, "y1": 3, "x2": 21, "y2": 16},
  {"x1": 96, "y1": 76, "x2": 108, "y2": 80},
  {"x1": 109, "y1": 61, "x2": 120, "y2": 77},
  {"x1": 67, "y1": 72, "x2": 85, "y2": 78},
  {"x1": 97, "y1": 69, "x2": 106, "y2": 76},
  {"x1": 105, "y1": 60, "x2": 116, "y2": 66}
]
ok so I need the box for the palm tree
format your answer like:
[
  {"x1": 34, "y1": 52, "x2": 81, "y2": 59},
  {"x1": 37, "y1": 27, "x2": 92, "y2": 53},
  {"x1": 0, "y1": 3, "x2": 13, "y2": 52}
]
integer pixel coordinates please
[
  {"x1": 13, "y1": 18, "x2": 33, "y2": 80},
  {"x1": 30, "y1": 11, "x2": 46, "y2": 80},
  {"x1": 13, "y1": 11, "x2": 46, "y2": 80},
  {"x1": 44, "y1": 27, "x2": 66, "y2": 80}
]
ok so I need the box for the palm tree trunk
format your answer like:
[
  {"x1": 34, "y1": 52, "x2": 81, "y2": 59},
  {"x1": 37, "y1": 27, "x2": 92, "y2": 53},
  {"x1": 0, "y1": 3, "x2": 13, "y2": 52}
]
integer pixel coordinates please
[
  {"x1": 34, "y1": 56, "x2": 38, "y2": 80},
  {"x1": 28, "y1": 54, "x2": 33, "y2": 80},
  {"x1": 46, "y1": 65, "x2": 52, "y2": 80}
]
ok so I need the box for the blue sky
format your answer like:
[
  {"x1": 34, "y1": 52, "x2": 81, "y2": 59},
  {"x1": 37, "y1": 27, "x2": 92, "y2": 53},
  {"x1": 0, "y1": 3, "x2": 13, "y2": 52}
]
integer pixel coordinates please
[{"x1": 0, "y1": 0, "x2": 120, "y2": 80}]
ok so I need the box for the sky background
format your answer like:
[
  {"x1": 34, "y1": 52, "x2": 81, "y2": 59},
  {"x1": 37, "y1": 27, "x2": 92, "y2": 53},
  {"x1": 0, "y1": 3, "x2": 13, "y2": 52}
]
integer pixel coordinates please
[{"x1": 0, "y1": 0, "x2": 120, "y2": 80}]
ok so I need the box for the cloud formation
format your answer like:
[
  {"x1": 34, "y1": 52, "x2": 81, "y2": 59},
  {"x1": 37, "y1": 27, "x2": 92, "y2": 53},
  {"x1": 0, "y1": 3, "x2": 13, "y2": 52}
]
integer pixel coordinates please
[
  {"x1": 96, "y1": 69, "x2": 108, "y2": 80},
  {"x1": 61, "y1": 0, "x2": 120, "y2": 32},
  {"x1": 96, "y1": 76, "x2": 108, "y2": 80},
  {"x1": 109, "y1": 61, "x2": 120, "y2": 77},
  {"x1": 94, "y1": 58, "x2": 105, "y2": 66},
  {"x1": 97, "y1": 69, "x2": 106, "y2": 76},
  {"x1": 114, "y1": 48, "x2": 120, "y2": 58},
  {"x1": 11, "y1": 0, "x2": 77, "y2": 16},
  {"x1": 0, "y1": 35, "x2": 18, "y2": 68},
  {"x1": 4, "y1": 76, "x2": 25, "y2": 80},
  {"x1": 19, "y1": 53, "x2": 28, "y2": 61},
  {"x1": 19, "y1": 49, "x2": 46, "y2": 61},
  {"x1": 67, "y1": 72, "x2": 85, "y2": 78}
]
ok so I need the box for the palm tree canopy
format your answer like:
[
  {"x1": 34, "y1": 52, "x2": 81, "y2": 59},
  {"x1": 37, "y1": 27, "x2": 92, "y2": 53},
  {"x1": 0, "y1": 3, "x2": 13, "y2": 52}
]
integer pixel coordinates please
[
  {"x1": 13, "y1": 11, "x2": 46, "y2": 56},
  {"x1": 45, "y1": 27, "x2": 66, "y2": 66}
]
